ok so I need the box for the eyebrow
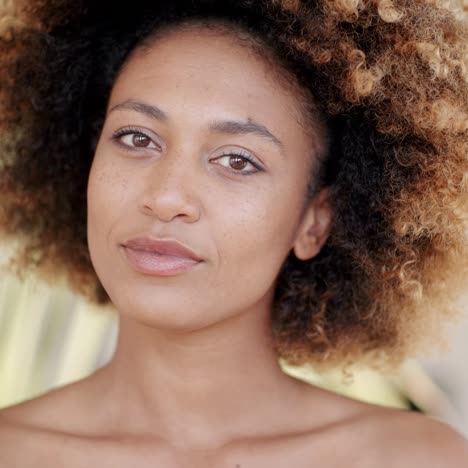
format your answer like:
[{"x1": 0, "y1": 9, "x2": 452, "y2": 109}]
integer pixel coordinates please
[{"x1": 108, "y1": 99, "x2": 286, "y2": 157}]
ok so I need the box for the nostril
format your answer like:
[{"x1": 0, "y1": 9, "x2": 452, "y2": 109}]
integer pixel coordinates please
[{"x1": 138, "y1": 193, "x2": 201, "y2": 224}]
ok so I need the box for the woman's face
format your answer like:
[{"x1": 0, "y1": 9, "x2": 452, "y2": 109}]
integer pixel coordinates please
[{"x1": 87, "y1": 25, "x2": 328, "y2": 330}]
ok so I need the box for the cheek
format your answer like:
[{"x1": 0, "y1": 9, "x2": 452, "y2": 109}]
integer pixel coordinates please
[
  {"x1": 186, "y1": 191, "x2": 299, "y2": 324},
  {"x1": 213, "y1": 188, "x2": 297, "y2": 284},
  {"x1": 86, "y1": 154, "x2": 131, "y2": 264},
  {"x1": 87, "y1": 154, "x2": 129, "y2": 212}
]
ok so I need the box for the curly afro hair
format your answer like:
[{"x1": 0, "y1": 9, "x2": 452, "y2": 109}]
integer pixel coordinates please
[{"x1": 0, "y1": 0, "x2": 467, "y2": 369}]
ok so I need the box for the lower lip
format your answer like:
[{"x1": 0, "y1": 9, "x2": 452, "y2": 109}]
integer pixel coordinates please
[{"x1": 123, "y1": 246, "x2": 202, "y2": 276}]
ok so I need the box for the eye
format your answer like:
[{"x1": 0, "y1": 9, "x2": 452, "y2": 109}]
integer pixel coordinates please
[
  {"x1": 111, "y1": 128, "x2": 160, "y2": 152},
  {"x1": 212, "y1": 150, "x2": 263, "y2": 175}
]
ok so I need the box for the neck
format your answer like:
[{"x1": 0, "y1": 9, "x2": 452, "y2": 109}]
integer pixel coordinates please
[{"x1": 96, "y1": 303, "x2": 309, "y2": 451}]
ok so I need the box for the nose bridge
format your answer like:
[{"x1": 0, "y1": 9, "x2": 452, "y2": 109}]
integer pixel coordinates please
[
  {"x1": 153, "y1": 148, "x2": 191, "y2": 190},
  {"x1": 140, "y1": 148, "x2": 200, "y2": 222}
]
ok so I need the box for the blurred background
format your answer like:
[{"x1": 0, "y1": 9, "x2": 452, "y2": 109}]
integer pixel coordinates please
[{"x1": 0, "y1": 0, "x2": 467, "y2": 441}]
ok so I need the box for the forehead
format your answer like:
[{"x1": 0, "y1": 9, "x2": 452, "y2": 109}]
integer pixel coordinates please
[{"x1": 108, "y1": 26, "x2": 308, "y2": 138}]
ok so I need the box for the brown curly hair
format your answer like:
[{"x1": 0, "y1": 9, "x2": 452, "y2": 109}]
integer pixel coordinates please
[{"x1": 0, "y1": 0, "x2": 466, "y2": 369}]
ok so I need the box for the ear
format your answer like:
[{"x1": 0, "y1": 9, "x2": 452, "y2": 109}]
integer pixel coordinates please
[{"x1": 292, "y1": 187, "x2": 333, "y2": 261}]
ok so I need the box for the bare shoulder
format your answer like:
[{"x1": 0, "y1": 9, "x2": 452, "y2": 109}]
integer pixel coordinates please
[
  {"x1": 390, "y1": 411, "x2": 467, "y2": 467},
  {"x1": 0, "y1": 401, "x2": 61, "y2": 468},
  {"x1": 221, "y1": 385, "x2": 467, "y2": 468},
  {"x1": 0, "y1": 376, "x2": 105, "y2": 468},
  {"x1": 348, "y1": 406, "x2": 468, "y2": 468},
  {"x1": 291, "y1": 384, "x2": 468, "y2": 468},
  {"x1": 0, "y1": 366, "x2": 108, "y2": 434},
  {"x1": 0, "y1": 382, "x2": 82, "y2": 432},
  {"x1": 0, "y1": 382, "x2": 176, "y2": 468}
]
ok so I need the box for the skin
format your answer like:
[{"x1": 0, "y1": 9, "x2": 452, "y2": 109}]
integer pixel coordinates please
[{"x1": 0, "y1": 24, "x2": 466, "y2": 468}]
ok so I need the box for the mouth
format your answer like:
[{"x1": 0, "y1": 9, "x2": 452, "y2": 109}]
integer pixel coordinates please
[
  {"x1": 120, "y1": 235, "x2": 204, "y2": 276},
  {"x1": 122, "y1": 237, "x2": 203, "y2": 262}
]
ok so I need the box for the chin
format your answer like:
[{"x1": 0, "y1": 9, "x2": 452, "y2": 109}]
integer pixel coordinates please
[{"x1": 112, "y1": 292, "x2": 220, "y2": 332}]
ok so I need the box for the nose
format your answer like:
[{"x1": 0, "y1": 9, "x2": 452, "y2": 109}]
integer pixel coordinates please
[{"x1": 138, "y1": 151, "x2": 201, "y2": 223}]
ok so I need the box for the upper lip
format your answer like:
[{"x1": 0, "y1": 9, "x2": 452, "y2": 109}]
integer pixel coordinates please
[{"x1": 122, "y1": 237, "x2": 203, "y2": 262}]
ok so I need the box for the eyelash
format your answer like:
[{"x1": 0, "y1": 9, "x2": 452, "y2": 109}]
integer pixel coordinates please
[{"x1": 111, "y1": 128, "x2": 264, "y2": 176}]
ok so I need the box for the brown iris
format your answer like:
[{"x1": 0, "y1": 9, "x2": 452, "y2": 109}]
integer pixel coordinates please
[
  {"x1": 133, "y1": 134, "x2": 150, "y2": 147},
  {"x1": 229, "y1": 156, "x2": 247, "y2": 171}
]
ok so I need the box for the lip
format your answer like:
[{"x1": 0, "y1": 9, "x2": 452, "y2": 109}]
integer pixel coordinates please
[
  {"x1": 121, "y1": 237, "x2": 203, "y2": 277},
  {"x1": 123, "y1": 237, "x2": 203, "y2": 261}
]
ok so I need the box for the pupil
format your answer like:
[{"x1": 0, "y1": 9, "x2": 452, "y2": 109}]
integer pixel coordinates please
[
  {"x1": 230, "y1": 156, "x2": 246, "y2": 170},
  {"x1": 133, "y1": 134, "x2": 149, "y2": 147}
]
